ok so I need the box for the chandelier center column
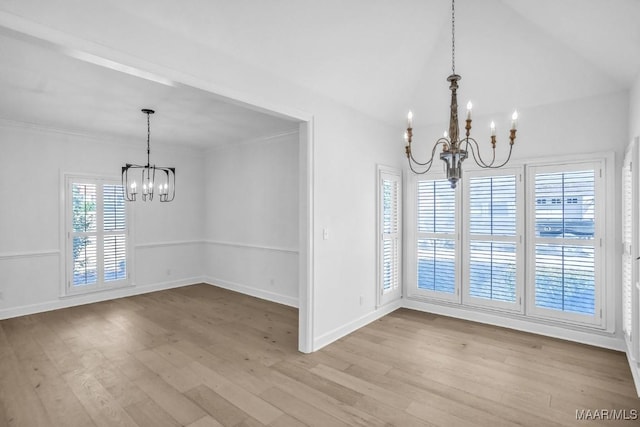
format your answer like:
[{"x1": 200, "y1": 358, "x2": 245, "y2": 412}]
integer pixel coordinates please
[{"x1": 447, "y1": 74, "x2": 461, "y2": 150}]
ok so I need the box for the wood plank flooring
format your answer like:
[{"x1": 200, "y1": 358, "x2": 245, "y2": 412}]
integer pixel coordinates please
[{"x1": 0, "y1": 284, "x2": 637, "y2": 426}]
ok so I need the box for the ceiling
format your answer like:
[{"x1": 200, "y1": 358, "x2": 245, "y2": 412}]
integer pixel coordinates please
[
  {"x1": 0, "y1": 30, "x2": 300, "y2": 148},
  {"x1": 0, "y1": 0, "x2": 638, "y2": 144}
]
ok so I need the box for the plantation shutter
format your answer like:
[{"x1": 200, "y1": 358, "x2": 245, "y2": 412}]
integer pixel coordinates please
[
  {"x1": 378, "y1": 168, "x2": 402, "y2": 307},
  {"x1": 67, "y1": 177, "x2": 129, "y2": 294},
  {"x1": 103, "y1": 184, "x2": 127, "y2": 282},
  {"x1": 622, "y1": 157, "x2": 633, "y2": 339},
  {"x1": 530, "y1": 166, "x2": 600, "y2": 324},
  {"x1": 622, "y1": 141, "x2": 639, "y2": 359},
  {"x1": 465, "y1": 173, "x2": 520, "y2": 310},
  {"x1": 71, "y1": 183, "x2": 98, "y2": 286},
  {"x1": 416, "y1": 179, "x2": 456, "y2": 296},
  {"x1": 382, "y1": 178, "x2": 400, "y2": 293}
]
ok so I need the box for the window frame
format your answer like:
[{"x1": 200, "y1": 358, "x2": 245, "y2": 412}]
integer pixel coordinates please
[
  {"x1": 622, "y1": 138, "x2": 639, "y2": 360},
  {"x1": 377, "y1": 165, "x2": 402, "y2": 308},
  {"x1": 462, "y1": 166, "x2": 525, "y2": 313},
  {"x1": 404, "y1": 153, "x2": 613, "y2": 333},
  {"x1": 405, "y1": 171, "x2": 461, "y2": 303},
  {"x1": 62, "y1": 174, "x2": 133, "y2": 297},
  {"x1": 525, "y1": 161, "x2": 605, "y2": 328}
]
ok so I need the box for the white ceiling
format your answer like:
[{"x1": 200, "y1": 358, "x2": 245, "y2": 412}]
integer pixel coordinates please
[
  {"x1": 1, "y1": 0, "x2": 638, "y2": 144},
  {"x1": 0, "y1": 30, "x2": 300, "y2": 148}
]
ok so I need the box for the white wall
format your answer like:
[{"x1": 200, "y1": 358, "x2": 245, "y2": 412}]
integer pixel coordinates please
[
  {"x1": 631, "y1": 75, "x2": 640, "y2": 140},
  {"x1": 0, "y1": 124, "x2": 205, "y2": 318},
  {"x1": 311, "y1": 105, "x2": 405, "y2": 349},
  {"x1": 0, "y1": 3, "x2": 408, "y2": 351},
  {"x1": 408, "y1": 90, "x2": 629, "y2": 349},
  {"x1": 203, "y1": 132, "x2": 300, "y2": 307}
]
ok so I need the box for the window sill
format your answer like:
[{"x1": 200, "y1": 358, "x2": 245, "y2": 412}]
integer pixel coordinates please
[{"x1": 60, "y1": 282, "x2": 134, "y2": 299}]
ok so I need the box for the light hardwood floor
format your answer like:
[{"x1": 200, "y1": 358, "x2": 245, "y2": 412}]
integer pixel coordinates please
[{"x1": 0, "y1": 284, "x2": 637, "y2": 427}]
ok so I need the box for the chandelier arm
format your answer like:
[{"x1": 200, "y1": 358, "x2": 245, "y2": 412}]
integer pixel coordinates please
[
  {"x1": 407, "y1": 157, "x2": 435, "y2": 175},
  {"x1": 435, "y1": 138, "x2": 450, "y2": 149},
  {"x1": 466, "y1": 138, "x2": 514, "y2": 169},
  {"x1": 465, "y1": 137, "x2": 496, "y2": 168},
  {"x1": 157, "y1": 167, "x2": 176, "y2": 202},
  {"x1": 409, "y1": 139, "x2": 449, "y2": 166},
  {"x1": 466, "y1": 139, "x2": 493, "y2": 168},
  {"x1": 121, "y1": 166, "x2": 134, "y2": 202},
  {"x1": 484, "y1": 144, "x2": 514, "y2": 169},
  {"x1": 408, "y1": 150, "x2": 434, "y2": 166}
]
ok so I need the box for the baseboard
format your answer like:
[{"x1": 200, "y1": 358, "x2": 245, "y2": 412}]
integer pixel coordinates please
[
  {"x1": 203, "y1": 277, "x2": 298, "y2": 308},
  {"x1": 404, "y1": 298, "x2": 625, "y2": 352},
  {"x1": 0, "y1": 276, "x2": 206, "y2": 320},
  {"x1": 313, "y1": 299, "x2": 402, "y2": 352}
]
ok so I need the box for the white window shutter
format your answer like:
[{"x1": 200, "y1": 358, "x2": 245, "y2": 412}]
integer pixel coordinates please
[
  {"x1": 463, "y1": 170, "x2": 522, "y2": 312},
  {"x1": 527, "y1": 164, "x2": 603, "y2": 327},
  {"x1": 416, "y1": 179, "x2": 457, "y2": 297},
  {"x1": 622, "y1": 139, "x2": 640, "y2": 361},
  {"x1": 103, "y1": 184, "x2": 127, "y2": 282},
  {"x1": 378, "y1": 167, "x2": 402, "y2": 307},
  {"x1": 382, "y1": 177, "x2": 400, "y2": 293},
  {"x1": 66, "y1": 176, "x2": 130, "y2": 295}
]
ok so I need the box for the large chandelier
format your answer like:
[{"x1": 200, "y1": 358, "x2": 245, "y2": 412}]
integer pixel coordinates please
[
  {"x1": 404, "y1": 0, "x2": 518, "y2": 188},
  {"x1": 122, "y1": 109, "x2": 175, "y2": 202}
]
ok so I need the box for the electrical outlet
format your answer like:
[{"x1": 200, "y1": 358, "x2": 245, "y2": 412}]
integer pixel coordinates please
[
  {"x1": 166, "y1": 269, "x2": 171, "y2": 276},
  {"x1": 359, "y1": 295, "x2": 364, "y2": 306}
]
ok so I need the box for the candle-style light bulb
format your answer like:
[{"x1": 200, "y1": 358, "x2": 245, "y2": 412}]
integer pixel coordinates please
[
  {"x1": 490, "y1": 121, "x2": 496, "y2": 137},
  {"x1": 443, "y1": 131, "x2": 448, "y2": 139},
  {"x1": 511, "y1": 110, "x2": 518, "y2": 130},
  {"x1": 466, "y1": 101, "x2": 472, "y2": 120},
  {"x1": 407, "y1": 111, "x2": 413, "y2": 128},
  {"x1": 404, "y1": 131, "x2": 408, "y2": 143}
]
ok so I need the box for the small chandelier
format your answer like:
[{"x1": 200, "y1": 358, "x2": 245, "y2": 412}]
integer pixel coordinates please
[
  {"x1": 404, "y1": 0, "x2": 518, "y2": 188},
  {"x1": 122, "y1": 109, "x2": 175, "y2": 202}
]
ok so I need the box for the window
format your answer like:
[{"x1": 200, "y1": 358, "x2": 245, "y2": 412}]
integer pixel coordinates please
[
  {"x1": 66, "y1": 176, "x2": 130, "y2": 295},
  {"x1": 622, "y1": 141, "x2": 638, "y2": 359},
  {"x1": 463, "y1": 169, "x2": 523, "y2": 312},
  {"x1": 527, "y1": 163, "x2": 603, "y2": 326},
  {"x1": 377, "y1": 166, "x2": 402, "y2": 307},
  {"x1": 406, "y1": 156, "x2": 608, "y2": 330},
  {"x1": 413, "y1": 177, "x2": 458, "y2": 301}
]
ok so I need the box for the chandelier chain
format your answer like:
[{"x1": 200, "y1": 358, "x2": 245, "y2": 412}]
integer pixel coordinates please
[
  {"x1": 451, "y1": 0, "x2": 455, "y2": 74},
  {"x1": 146, "y1": 111, "x2": 151, "y2": 161}
]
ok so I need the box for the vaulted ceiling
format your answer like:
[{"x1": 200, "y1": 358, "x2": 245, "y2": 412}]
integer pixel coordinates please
[{"x1": 1, "y1": 0, "x2": 638, "y2": 146}]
